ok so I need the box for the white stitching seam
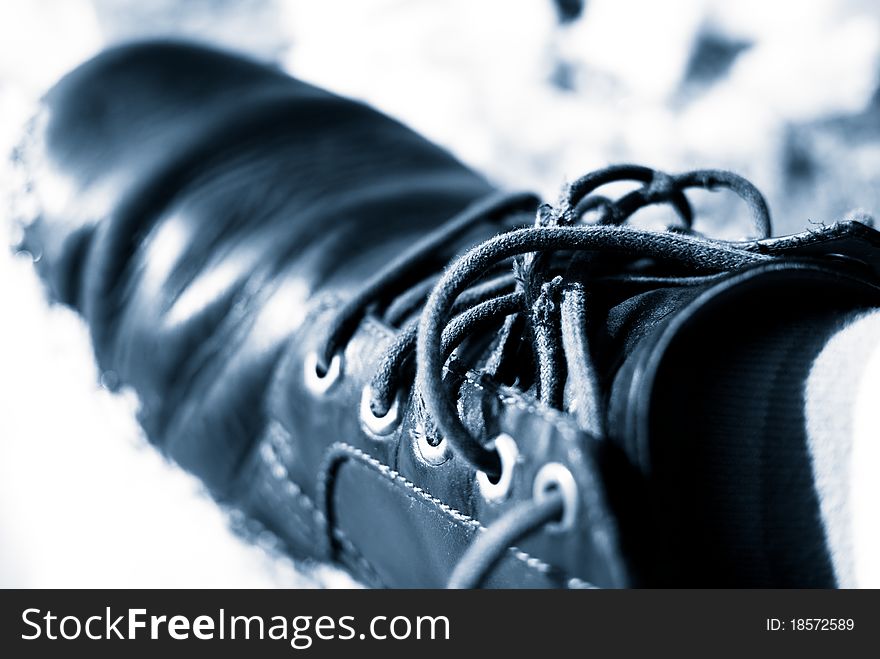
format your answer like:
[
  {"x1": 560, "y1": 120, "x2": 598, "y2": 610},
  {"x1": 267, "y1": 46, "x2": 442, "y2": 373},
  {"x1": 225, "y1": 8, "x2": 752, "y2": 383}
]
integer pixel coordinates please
[
  {"x1": 293, "y1": 312, "x2": 594, "y2": 587},
  {"x1": 318, "y1": 441, "x2": 576, "y2": 582},
  {"x1": 260, "y1": 431, "x2": 386, "y2": 587}
]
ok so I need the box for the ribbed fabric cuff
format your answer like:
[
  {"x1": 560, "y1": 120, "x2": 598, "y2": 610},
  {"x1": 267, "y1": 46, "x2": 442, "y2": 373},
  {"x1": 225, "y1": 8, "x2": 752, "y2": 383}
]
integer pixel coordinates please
[{"x1": 646, "y1": 285, "x2": 877, "y2": 586}]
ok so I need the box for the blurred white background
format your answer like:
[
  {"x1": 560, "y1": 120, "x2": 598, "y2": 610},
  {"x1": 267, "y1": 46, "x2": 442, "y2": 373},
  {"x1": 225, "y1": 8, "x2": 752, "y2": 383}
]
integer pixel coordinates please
[{"x1": 2, "y1": 0, "x2": 880, "y2": 587}]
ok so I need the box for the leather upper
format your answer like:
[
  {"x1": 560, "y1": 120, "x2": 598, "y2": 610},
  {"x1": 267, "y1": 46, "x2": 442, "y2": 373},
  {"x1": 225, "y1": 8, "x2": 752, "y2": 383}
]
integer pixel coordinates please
[
  {"x1": 21, "y1": 42, "x2": 623, "y2": 587},
  {"x1": 19, "y1": 41, "x2": 880, "y2": 588}
]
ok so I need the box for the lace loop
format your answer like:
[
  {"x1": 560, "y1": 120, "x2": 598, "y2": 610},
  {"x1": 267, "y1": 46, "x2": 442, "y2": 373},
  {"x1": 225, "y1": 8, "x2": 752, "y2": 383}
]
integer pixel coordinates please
[
  {"x1": 566, "y1": 164, "x2": 695, "y2": 227},
  {"x1": 366, "y1": 278, "x2": 520, "y2": 418},
  {"x1": 316, "y1": 166, "x2": 776, "y2": 476},
  {"x1": 675, "y1": 169, "x2": 772, "y2": 238},
  {"x1": 310, "y1": 165, "x2": 794, "y2": 586},
  {"x1": 416, "y1": 224, "x2": 770, "y2": 475},
  {"x1": 566, "y1": 165, "x2": 772, "y2": 240}
]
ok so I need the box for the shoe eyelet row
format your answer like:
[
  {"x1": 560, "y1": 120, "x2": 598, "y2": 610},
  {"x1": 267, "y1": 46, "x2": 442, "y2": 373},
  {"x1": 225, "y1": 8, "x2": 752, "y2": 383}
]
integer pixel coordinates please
[
  {"x1": 303, "y1": 350, "x2": 406, "y2": 438},
  {"x1": 305, "y1": 351, "x2": 578, "y2": 529}
]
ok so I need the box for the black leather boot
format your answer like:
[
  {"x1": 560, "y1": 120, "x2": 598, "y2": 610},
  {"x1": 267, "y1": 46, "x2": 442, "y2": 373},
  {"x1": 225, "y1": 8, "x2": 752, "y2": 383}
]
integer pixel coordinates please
[{"x1": 16, "y1": 41, "x2": 880, "y2": 587}]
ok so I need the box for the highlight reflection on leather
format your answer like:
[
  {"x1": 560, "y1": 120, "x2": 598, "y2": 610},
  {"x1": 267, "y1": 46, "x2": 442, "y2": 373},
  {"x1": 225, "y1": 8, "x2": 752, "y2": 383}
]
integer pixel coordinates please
[
  {"x1": 23, "y1": 41, "x2": 880, "y2": 588},
  {"x1": 21, "y1": 41, "x2": 632, "y2": 588},
  {"x1": 25, "y1": 42, "x2": 493, "y2": 493}
]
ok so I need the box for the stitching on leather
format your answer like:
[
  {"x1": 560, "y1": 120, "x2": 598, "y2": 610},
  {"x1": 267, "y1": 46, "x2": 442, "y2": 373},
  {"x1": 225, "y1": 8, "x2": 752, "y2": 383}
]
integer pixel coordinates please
[
  {"x1": 324, "y1": 443, "x2": 479, "y2": 527},
  {"x1": 330, "y1": 528, "x2": 387, "y2": 588},
  {"x1": 319, "y1": 441, "x2": 578, "y2": 583},
  {"x1": 259, "y1": 433, "x2": 386, "y2": 587},
  {"x1": 283, "y1": 313, "x2": 585, "y2": 586},
  {"x1": 253, "y1": 476, "x2": 314, "y2": 552},
  {"x1": 256, "y1": 456, "x2": 384, "y2": 587},
  {"x1": 260, "y1": 439, "x2": 324, "y2": 524}
]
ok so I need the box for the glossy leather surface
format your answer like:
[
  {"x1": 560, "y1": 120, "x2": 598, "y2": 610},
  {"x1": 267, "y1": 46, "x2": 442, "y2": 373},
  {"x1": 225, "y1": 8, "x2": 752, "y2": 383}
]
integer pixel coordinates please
[
  {"x1": 21, "y1": 41, "x2": 880, "y2": 587},
  {"x1": 22, "y1": 42, "x2": 622, "y2": 587},
  {"x1": 25, "y1": 41, "x2": 493, "y2": 488}
]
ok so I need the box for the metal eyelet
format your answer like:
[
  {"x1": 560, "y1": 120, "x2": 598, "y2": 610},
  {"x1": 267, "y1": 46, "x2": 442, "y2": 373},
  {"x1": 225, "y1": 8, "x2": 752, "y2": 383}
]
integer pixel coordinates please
[
  {"x1": 414, "y1": 423, "x2": 450, "y2": 466},
  {"x1": 359, "y1": 384, "x2": 401, "y2": 436},
  {"x1": 304, "y1": 351, "x2": 342, "y2": 396},
  {"x1": 477, "y1": 433, "x2": 518, "y2": 503},
  {"x1": 532, "y1": 462, "x2": 578, "y2": 532}
]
